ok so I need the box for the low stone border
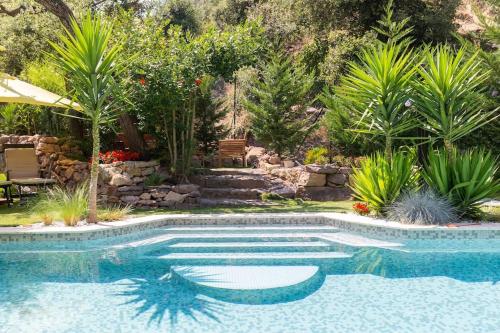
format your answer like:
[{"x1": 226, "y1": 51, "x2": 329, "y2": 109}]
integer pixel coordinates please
[{"x1": 0, "y1": 212, "x2": 498, "y2": 243}]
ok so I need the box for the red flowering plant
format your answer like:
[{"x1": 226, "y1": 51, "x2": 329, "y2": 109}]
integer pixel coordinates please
[
  {"x1": 352, "y1": 202, "x2": 370, "y2": 216},
  {"x1": 99, "y1": 150, "x2": 141, "y2": 164}
]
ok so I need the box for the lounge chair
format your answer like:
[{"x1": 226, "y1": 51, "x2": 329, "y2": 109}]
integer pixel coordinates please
[{"x1": 4, "y1": 144, "x2": 56, "y2": 201}]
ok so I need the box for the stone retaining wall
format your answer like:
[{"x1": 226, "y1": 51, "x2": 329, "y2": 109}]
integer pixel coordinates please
[{"x1": 98, "y1": 161, "x2": 200, "y2": 208}]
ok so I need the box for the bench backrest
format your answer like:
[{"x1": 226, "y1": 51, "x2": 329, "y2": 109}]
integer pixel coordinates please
[
  {"x1": 219, "y1": 139, "x2": 246, "y2": 156},
  {"x1": 4, "y1": 147, "x2": 39, "y2": 179}
]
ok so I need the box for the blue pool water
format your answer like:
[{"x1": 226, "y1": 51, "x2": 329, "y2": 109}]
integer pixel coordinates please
[{"x1": 0, "y1": 227, "x2": 499, "y2": 333}]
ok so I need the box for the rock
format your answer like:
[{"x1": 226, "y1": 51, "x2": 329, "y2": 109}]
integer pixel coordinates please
[
  {"x1": 187, "y1": 190, "x2": 201, "y2": 198},
  {"x1": 305, "y1": 164, "x2": 339, "y2": 174},
  {"x1": 39, "y1": 136, "x2": 58, "y2": 144},
  {"x1": 282, "y1": 160, "x2": 295, "y2": 168},
  {"x1": 73, "y1": 172, "x2": 84, "y2": 182},
  {"x1": 37, "y1": 142, "x2": 60, "y2": 154},
  {"x1": 339, "y1": 167, "x2": 353, "y2": 174},
  {"x1": 64, "y1": 167, "x2": 75, "y2": 179},
  {"x1": 327, "y1": 173, "x2": 347, "y2": 186},
  {"x1": 127, "y1": 167, "x2": 142, "y2": 177},
  {"x1": 173, "y1": 184, "x2": 199, "y2": 194},
  {"x1": 120, "y1": 195, "x2": 139, "y2": 204},
  {"x1": 296, "y1": 186, "x2": 351, "y2": 201},
  {"x1": 117, "y1": 185, "x2": 144, "y2": 193},
  {"x1": 139, "y1": 193, "x2": 152, "y2": 200},
  {"x1": 109, "y1": 174, "x2": 133, "y2": 186},
  {"x1": 134, "y1": 160, "x2": 160, "y2": 168},
  {"x1": 151, "y1": 191, "x2": 167, "y2": 199},
  {"x1": 269, "y1": 155, "x2": 281, "y2": 165},
  {"x1": 141, "y1": 167, "x2": 155, "y2": 176},
  {"x1": 132, "y1": 176, "x2": 146, "y2": 184},
  {"x1": 138, "y1": 200, "x2": 157, "y2": 206},
  {"x1": 261, "y1": 163, "x2": 281, "y2": 172},
  {"x1": 246, "y1": 147, "x2": 266, "y2": 167},
  {"x1": 297, "y1": 172, "x2": 326, "y2": 187},
  {"x1": 164, "y1": 191, "x2": 187, "y2": 203}
]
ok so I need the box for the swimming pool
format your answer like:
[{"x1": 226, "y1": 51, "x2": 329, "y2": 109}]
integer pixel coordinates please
[{"x1": 1, "y1": 225, "x2": 499, "y2": 333}]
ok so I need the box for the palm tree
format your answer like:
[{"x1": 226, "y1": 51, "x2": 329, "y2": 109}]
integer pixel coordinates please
[
  {"x1": 50, "y1": 12, "x2": 123, "y2": 223},
  {"x1": 336, "y1": 42, "x2": 418, "y2": 159},
  {"x1": 413, "y1": 46, "x2": 496, "y2": 154}
]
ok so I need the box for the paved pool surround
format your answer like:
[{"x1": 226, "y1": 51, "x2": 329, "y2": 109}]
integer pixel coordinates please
[{"x1": 0, "y1": 212, "x2": 499, "y2": 243}]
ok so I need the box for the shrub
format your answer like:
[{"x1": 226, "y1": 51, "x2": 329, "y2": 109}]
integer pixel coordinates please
[
  {"x1": 423, "y1": 148, "x2": 500, "y2": 219},
  {"x1": 99, "y1": 150, "x2": 141, "y2": 164},
  {"x1": 97, "y1": 205, "x2": 132, "y2": 222},
  {"x1": 304, "y1": 147, "x2": 329, "y2": 165},
  {"x1": 350, "y1": 151, "x2": 419, "y2": 214},
  {"x1": 387, "y1": 189, "x2": 457, "y2": 225},
  {"x1": 30, "y1": 194, "x2": 57, "y2": 226},
  {"x1": 144, "y1": 173, "x2": 167, "y2": 187},
  {"x1": 48, "y1": 185, "x2": 89, "y2": 226}
]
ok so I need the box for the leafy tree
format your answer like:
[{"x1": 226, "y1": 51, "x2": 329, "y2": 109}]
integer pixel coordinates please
[
  {"x1": 194, "y1": 76, "x2": 230, "y2": 155},
  {"x1": 243, "y1": 53, "x2": 316, "y2": 157},
  {"x1": 50, "y1": 12, "x2": 124, "y2": 223},
  {"x1": 164, "y1": 0, "x2": 202, "y2": 35}
]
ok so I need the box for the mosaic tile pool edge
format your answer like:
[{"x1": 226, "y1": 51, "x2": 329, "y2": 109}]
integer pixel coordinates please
[{"x1": 0, "y1": 213, "x2": 498, "y2": 243}]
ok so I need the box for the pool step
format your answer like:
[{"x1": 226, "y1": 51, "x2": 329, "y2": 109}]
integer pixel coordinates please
[
  {"x1": 166, "y1": 241, "x2": 334, "y2": 253},
  {"x1": 161, "y1": 225, "x2": 340, "y2": 234},
  {"x1": 145, "y1": 251, "x2": 352, "y2": 264}
]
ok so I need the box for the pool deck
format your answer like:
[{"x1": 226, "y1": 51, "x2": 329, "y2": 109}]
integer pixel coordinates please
[{"x1": 0, "y1": 212, "x2": 498, "y2": 242}]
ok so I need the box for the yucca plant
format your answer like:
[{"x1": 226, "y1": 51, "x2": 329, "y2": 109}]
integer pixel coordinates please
[
  {"x1": 413, "y1": 46, "x2": 497, "y2": 153},
  {"x1": 50, "y1": 13, "x2": 124, "y2": 223},
  {"x1": 350, "y1": 150, "x2": 419, "y2": 214},
  {"x1": 423, "y1": 148, "x2": 500, "y2": 219},
  {"x1": 336, "y1": 42, "x2": 418, "y2": 160}
]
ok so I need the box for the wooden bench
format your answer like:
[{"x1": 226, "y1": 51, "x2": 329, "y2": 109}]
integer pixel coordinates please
[{"x1": 218, "y1": 139, "x2": 247, "y2": 167}]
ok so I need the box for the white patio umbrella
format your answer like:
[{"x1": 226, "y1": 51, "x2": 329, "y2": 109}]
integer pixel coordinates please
[{"x1": 0, "y1": 72, "x2": 81, "y2": 110}]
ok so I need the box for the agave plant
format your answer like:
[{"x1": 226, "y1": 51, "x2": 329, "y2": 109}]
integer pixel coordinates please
[
  {"x1": 423, "y1": 147, "x2": 500, "y2": 219},
  {"x1": 336, "y1": 42, "x2": 419, "y2": 159},
  {"x1": 413, "y1": 46, "x2": 497, "y2": 153},
  {"x1": 50, "y1": 12, "x2": 124, "y2": 223},
  {"x1": 350, "y1": 150, "x2": 419, "y2": 214}
]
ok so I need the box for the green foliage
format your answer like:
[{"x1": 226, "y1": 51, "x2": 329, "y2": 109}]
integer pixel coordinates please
[
  {"x1": 320, "y1": 87, "x2": 380, "y2": 156},
  {"x1": 413, "y1": 46, "x2": 495, "y2": 151},
  {"x1": 261, "y1": 192, "x2": 287, "y2": 201},
  {"x1": 335, "y1": 42, "x2": 418, "y2": 158},
  {"x1": 243, "y1": 53, "x2": 315, "y2": 157},
  {"x1": 144, "y1": 173, "x2": 167, "y2": 187},
  {"x1": 195, "y1": 75, "x2": 230, "y2": 155},
  {"x1": 423, "y1": 148, "x2": 500, "y2": 219},
  {"x1": 164, "y1": 0, "x2": 202, "y2": 35},
  {"x1": 38, "y1": 185, "x2": 88, "y2": 226},
  {"x1": 0, "y1": 104, "x2": 20, "y2": 134},
  {"x1": 350, "y1": 150, "x2": 419, "y2": 214},
  {"x1": 304, "y1": 147, "x2": 329, "y2": 165}
]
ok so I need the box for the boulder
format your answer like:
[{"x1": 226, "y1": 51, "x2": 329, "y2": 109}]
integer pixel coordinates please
[
  {"x1": 139, "y1": 193, "x2": 152, "y2": 200},
  {"x1": 297, "y1": 172, "x2": 326, "y2": 187},
  {"x1": 137, "y1": 200, "x2": 157, "y2": 206},
  {"x1": 120, "y1": 195, "x2": 139, "y2": 204},
  {"x1": 339, "y1": 167, "x2": 353, "y2": 174},
  {"x1": 134, "y1": 160, "x2": 160, "y2": 168},
  {"x1": 141, "y1": 167, "x2": 155, "y2": 176},
  {"x1": 109, "y1": 174, "x2": 133, "y2": 187},
  {"x1": 151, "y1": 191, "x2": 167, "y2": 199},
  {"x1": 268, "y1": 155, "x2": 281, "y2": 165},
  {"x1": 173, "y1": 184, "x2": 199, "y2": 194},
  {"x1": 117, "y1": 185, "x2": 144, "y2": 193},
  {"x1": 163, "y1": 191, "x2": 187, "y2": 204},
  {"x1": 39, "y1": 136, "x2": 58, "y2": 144},
  {"x1": 327, "y1": 173, "x2": 347, "y2": 186},
  {"x1": 305, "y1": 164, "x2": 339, "y2": 174},
  {"x1": 246, "y1": 147, "x2": 266, "y2": 167}
]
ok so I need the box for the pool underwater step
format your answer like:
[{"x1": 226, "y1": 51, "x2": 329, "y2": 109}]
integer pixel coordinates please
[
  {"x1": 143, "y1": 251, "x2": 352, "y2": 264},
  {"x1": 165, "y1": 241, "x2": 335, "y2": 253}
]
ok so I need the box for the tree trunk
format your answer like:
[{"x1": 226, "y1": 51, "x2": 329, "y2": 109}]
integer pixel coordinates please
[
  {"x1": 34, "y1": 0, "x2": 74, "y2": 30},
  {"x1": 87, "y1": 120, "x2": 100, "y2": 223},
  {"x1": 118, "y1": 113, "x2": 146, "y2": 154}
]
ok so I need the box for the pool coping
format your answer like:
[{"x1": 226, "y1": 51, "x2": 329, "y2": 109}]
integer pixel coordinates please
[{"x1": 0, "y1": 212, "x2": 498, "y2": 242}]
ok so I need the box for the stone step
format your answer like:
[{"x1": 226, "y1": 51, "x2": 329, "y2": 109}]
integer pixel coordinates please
[
  {"x1": 200, "y1": 187, "x2": 264, "y2": 200},
  {"x1": 195, "y1": 174, "x2": 270, "y2": 189},
  {"x1": 166, "y1": 241, "x2": 333, "y2": 253}
]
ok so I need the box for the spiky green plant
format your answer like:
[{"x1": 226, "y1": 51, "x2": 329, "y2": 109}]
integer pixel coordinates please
[
  {"x1": 49, "y1": 12, "x2": 123, "y2": 223},
  {"x1": 350, "y1": 150, "x2": 419, "y2": 214},
  {"x1": 336, "y1": 42, "x2": 418, "y2": 159},
  {"x1": 413, "y1": 46, "x2": 497, "y2": 153},
  {"x1": 423, "y1": 148, "x2": 500, "y2": 219}
]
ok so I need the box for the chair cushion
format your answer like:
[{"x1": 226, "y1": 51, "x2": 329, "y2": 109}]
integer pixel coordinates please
[
  {"x1": 4, "y1": 148, "x2": 39, "y2": 179},
  {"x1": 11, "y1": 178, "x2": 56, "y2": 185}
]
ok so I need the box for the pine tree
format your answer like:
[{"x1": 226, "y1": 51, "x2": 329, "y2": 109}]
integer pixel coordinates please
[{"x1": 243, "y1": 53, "x2": 315, "y2": 157}]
